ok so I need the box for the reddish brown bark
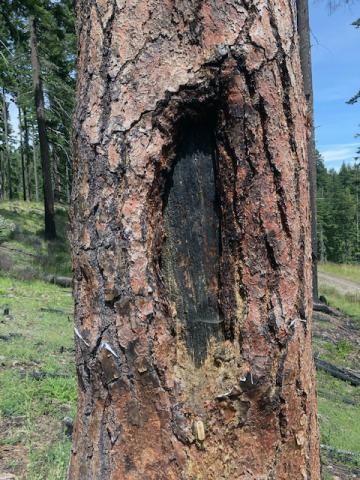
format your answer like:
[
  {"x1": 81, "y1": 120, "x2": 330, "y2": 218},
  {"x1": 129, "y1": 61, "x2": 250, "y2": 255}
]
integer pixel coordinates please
[{"x1": 70, "y1": 1, "x2": 320, "y2": 479}]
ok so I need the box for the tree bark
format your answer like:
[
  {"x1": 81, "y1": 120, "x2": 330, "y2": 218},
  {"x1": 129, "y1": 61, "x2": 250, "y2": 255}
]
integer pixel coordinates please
[
  {"x1": 29, "y1": 16, "x2": 56, "y2": 239},
  {"x1": 23, "y1": 109, "x2": 32, "y2": 201},
  {"x1": 70, "y1": 1, "x2": 320, "y2": 479},
  {"x1": 32, "y1": 124, "x2": 39, "y2": 203},
  {"x1": 2, "y1": 88, "x2": 12, "y2": 200},
  {"x1": 0, "y1": 150, "x2": 4, "y2": 200},
  {"x1": 18, "y1": 105, "x2": 27, "y2": 201},
  {"x1": 297, "y1": 0, "x2": 318, "y2": 301}
]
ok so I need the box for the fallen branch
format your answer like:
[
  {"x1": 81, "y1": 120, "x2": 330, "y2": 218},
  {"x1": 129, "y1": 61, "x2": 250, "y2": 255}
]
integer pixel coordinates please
[
  {"x1": 317, "y1": 388, "x2": 357, "y2": 405},
  {"x1": 40, "y1": 307, "x2": 73, "y2": 315},
  {"x1": 0, "y1": 245, "x2": 40, "y2": 258},
  {"x1": 320, "y1": 444, "x2": 360, "y2": 464},
  {"x1": 43, "y1": 274, "x2": 72, "y2": 288},
  {"x1": 315, "y1": 358, "x2": 360, "y2": 387},
  {"x1": 313, "y1": 302, "x2": 340, "y2": 317}
]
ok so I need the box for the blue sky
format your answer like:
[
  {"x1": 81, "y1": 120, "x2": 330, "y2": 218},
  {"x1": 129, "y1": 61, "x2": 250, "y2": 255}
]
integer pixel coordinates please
[{"x1": 310, "y1": 0, "x2": 359, "y2": 170}]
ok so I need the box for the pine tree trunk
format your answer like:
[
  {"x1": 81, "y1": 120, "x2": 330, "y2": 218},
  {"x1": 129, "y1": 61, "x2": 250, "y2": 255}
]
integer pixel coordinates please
[
  {"x1": 18, "y1": 105, "x2": 27, "y2": 202},
  {"x1": 65, "y1": 158, "x2": 70, "y2": 203},
  {"x1": 23, "y1": 109, "x2": 32, "y2": 201},
  {"x1": 297, "y1": 0, "x2": 318, "y2": 301},
  {"x1": 29, "y1": 15, "x2": 56, "y2": 238},
  {"x1": 32, "y1": 124, "x2": 39, "y2": 203},
  {"x1": 2, "y1": 88, "x2": 12, "y2": 200},
  {"x1": 70, "y1": 1, "x2": 320, "y2": 479},
  {"x1": 0, "y1": 150, "x2": 4, "y2": 200}
]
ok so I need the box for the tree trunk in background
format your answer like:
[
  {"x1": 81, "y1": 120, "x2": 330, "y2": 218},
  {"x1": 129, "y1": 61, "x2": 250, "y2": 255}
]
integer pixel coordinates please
[
  {"x1": 0, "y1": 151, "x2": 4, "y2": 200},
  {"x1": 297, "y1": 0, "x2": 318, "y2": 301},
  {"x1": 23, "y1": 109, "x2": 32, "y2": 201},
  {"x1": 32, "y1": 124, "x2": 39, "y2": 202},
  {"x1": 2, "y1": 88, "x2": 12, "y2": 200},
  {"x1": 18, "y1": 106, "x2": 27, "y2": 201},
  {"x1": 70, "y1": 1, "x2": 320, "y2": 479},
  {"x1": 65, "y1": 158, "x2": 70, "y2": 203},
  {"x1": 29, "y1": 16, "x2": 56, "y2": 239}
]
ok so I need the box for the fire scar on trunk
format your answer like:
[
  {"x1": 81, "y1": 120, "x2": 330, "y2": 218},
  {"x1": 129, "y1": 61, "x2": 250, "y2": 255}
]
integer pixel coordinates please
[{"x1": 162, "y1": 116, "x2": 223, "y2": 365}]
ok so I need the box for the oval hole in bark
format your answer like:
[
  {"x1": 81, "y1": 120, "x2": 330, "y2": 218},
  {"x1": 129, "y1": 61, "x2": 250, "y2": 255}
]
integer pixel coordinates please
[{"x1": 162, "y1": 115, "x2": 223, "y2": 365}]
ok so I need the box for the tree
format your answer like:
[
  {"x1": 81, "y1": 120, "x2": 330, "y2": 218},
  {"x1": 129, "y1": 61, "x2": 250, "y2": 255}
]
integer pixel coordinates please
[
  {"x1": 317, "y1": 156, "x2": 360, "y2": 263},
  {"x1": 297, "y1": 0, "x2": 318, "y2": 301},
  {"x1": 69, "y1": 1, "x2": 320, "y2": 478},
  {"x1": 0, "y1": 0, "x2": 75, "y2": 212},
  {"x1": 1, "y1": 88, "x2": 12, "y2": 199},
  {"x1": 29, "y1": 15, "x2": 56, "y2": 239}
]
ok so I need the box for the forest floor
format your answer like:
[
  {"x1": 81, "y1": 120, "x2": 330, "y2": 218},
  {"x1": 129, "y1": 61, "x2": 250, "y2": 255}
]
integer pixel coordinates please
[
  {"x1": 0, "y1": 202, "x2": 74, "y2": 479},
  {"x1": 0, "y1": 202, "x2": 359, "y2": 479},
  {"x1": 317, "y1": 264, "x2": 360, "y2": 479}
]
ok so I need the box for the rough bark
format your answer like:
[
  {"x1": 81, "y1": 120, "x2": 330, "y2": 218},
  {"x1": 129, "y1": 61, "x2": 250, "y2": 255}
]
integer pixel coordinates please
[
  {"x1": 70, "y1": 1, "x2": 320, "y2": 479},
  {"x1": 297, "y1": 0, "x2": 318, "y2": 301},
  {"x1": 29, "y1": 16, "x2": 56, "y2": 239},
  {"x1": 23, "y1": 109, "x2": 32, "y2": 201},
  {"x1": 0, "y1": 150, "x2": 4, "y2": 200},
  {"x1": 18, "y1": 105, "x2": 27, "y2": 202},
  {"x1": 2, "y1": 88, "x2": 12, "y2": 200},
  {"x1": 32, "y1": 124, "x2": 39, "y2": 203}
]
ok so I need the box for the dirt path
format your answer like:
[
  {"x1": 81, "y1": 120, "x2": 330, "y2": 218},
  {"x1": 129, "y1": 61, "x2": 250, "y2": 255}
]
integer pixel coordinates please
[{"x1": 318, "y1": 271, "x2": 360, "y2": 296}]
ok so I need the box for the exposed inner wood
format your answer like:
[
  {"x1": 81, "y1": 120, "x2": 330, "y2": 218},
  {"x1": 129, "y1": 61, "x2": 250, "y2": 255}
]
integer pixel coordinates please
[{"x1": 163, "y1": 119, "x2": 223, "y2": 365}]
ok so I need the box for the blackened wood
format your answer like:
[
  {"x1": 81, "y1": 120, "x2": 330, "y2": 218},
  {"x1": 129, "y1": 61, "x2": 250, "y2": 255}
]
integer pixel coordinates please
[
  {"x1": 163, "y1": 120, "x2": 222, "y2": 365},
  {"x1": 315, "y1": 358, "x2": 360, "y2": 386}
]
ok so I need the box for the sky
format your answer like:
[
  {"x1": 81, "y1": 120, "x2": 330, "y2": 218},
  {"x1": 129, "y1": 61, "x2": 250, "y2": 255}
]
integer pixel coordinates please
[{"x1": 309, "y1": 0, "x2": 360, "y2": 170}]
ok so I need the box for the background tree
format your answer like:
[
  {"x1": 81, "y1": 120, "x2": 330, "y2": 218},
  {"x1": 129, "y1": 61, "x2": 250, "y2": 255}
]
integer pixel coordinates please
[
  {"x1": 69, "y1": 1, "x2": 320, "y2": 478},
  {"x1": 0, "y1": 0, "x2": 75, "y2": 236},
  {"x1": 297, "y1": 0, "x2": 318, "y2": 301},
  {"x1": 317, "y1": 154, "x2": 360, "y2": 262}
]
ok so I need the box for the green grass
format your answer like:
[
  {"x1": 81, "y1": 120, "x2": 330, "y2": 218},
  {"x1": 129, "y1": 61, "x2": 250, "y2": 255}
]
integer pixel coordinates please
[
  {"x1": 314, "y1": 338, "x2": 356, "y2": 369},
  {"x1": 319, "y1": 285, "x2": 360, "y2": 323},
  {"x1": 0, "y1": 200, "x2": 71, "y2": 278},
  {"x1": 319, "y1": 262, "x2": 360, "y2": 284},
  {"x1": 316, "y1": 271, "x2": 360, "y2": 477},
  {"x1": 0, "y1": 275, "x2": 76, "y2": 479},
  {"x1": 318, "y1": 371, "x2": 360, "y2": 459}
]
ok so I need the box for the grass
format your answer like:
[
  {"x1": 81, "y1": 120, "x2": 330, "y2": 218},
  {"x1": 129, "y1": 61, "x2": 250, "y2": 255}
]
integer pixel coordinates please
[
  {"x1": 319, "y1": 285, "x2": 360, "y2": 323},
  {"x1": 317, "y1": 371, "x2": 360, "y2": 452},
  {"x1": 0, "y1": 200, "x2": 71, "y2": 278},
  {"x1": 317, "y1": 271, "x2": 360, "y2": 477},
  {"x1": 314, "y1": 338, "x2": 356, "y2": 369},
  {"x1": 319, "y1": 262, "x2": 360, "y2": 284},
  {"x1": 318, "y1": 371, "x2": 360, "y2": 465},
  {"x1": 0, "y1": 275, "x2": 76, "y2": 479}
]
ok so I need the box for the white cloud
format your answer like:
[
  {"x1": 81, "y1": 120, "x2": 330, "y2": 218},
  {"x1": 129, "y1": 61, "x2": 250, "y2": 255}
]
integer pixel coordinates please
[{"x1": 319, "y1": 143, "x2": 359, "y2": 167}]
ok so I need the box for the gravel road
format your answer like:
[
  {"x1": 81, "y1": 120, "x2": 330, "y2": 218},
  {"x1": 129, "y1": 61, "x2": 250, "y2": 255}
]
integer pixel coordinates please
[{"x1": 318, "y1": 271, "x2": 360, "y2": 296}]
